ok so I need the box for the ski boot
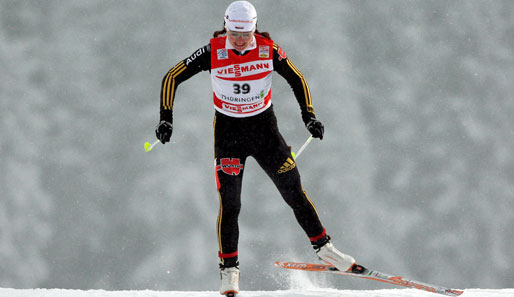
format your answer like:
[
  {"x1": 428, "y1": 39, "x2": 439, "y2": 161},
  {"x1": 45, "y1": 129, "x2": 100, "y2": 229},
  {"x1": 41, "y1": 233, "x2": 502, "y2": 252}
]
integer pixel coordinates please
[
  {"x1": 220, "y1": 264, "x2": 239, "y2": 296},
  {"x1": 316, "y1": 241, "x2": 356, "y2": 272}
]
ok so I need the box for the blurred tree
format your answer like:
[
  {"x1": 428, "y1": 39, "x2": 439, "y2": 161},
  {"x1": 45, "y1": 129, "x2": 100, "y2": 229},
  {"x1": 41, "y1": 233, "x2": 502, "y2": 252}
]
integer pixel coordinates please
[{"x1": 0, "y1": 0, "x2": 53, "y2": 287}]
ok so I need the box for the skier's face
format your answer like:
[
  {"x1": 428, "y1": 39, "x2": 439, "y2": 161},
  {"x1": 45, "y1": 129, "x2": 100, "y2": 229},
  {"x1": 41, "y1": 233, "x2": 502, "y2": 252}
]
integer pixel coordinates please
[{"x1": 227, "y1": 30, "x2": 254, "y2": 51}]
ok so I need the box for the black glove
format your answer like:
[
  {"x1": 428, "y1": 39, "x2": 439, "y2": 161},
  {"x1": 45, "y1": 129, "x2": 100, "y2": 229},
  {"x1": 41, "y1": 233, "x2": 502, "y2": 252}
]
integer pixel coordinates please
[
  {"x1": 155, "y1": 121, "x2": 173, "y2": 144},
  {"x1": 306, "y1": 118, "x2": 324, "y2": 140}
]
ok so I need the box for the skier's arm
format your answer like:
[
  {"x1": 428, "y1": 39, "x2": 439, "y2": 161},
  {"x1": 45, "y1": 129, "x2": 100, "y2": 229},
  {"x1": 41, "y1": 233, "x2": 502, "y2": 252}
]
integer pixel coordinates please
[
  {"x1": 272, "y1": 43, "x2": 316, "y2": 124},
  {"x1": 273, "y1": 43, "x2": 324, "y2": 139},
  {"x1": 160, "y1": 44, "x2": 211, "y2": 123}
]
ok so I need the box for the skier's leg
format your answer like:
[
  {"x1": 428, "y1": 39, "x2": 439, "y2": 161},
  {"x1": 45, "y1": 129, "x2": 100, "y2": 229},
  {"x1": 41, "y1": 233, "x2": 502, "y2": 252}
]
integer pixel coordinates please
[
  {"x1": 214, "y1": 113, "x2": 248, "y2": 269},
  {"x1": 253, "y1": 131, "x2": 326, "y2": 242},
  {"x1": 215, "y1": 155, "x2": 246, "y2": 268},
  {"x1": 254, "y1": 130, "x2": 356, "y2": 272}
]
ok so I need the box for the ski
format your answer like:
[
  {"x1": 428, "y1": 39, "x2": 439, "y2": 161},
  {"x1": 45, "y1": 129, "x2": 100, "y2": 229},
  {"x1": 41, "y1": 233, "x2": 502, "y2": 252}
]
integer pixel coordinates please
[{"x1": 275, "y1": 261, "x2": 464, "y2": 296}]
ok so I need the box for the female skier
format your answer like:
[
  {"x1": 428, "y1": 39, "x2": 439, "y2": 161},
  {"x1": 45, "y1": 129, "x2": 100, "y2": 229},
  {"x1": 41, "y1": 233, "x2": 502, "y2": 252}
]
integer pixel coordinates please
[{"x1": 155, "y1": 1, "x2": 358, "y2": 295}]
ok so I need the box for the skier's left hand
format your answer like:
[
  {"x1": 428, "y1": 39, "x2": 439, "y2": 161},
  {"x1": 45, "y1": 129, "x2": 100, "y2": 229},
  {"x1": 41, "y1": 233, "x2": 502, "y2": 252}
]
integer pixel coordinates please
[{"x1": 306, "y1": 118, "x2": 324, "y2": 140}]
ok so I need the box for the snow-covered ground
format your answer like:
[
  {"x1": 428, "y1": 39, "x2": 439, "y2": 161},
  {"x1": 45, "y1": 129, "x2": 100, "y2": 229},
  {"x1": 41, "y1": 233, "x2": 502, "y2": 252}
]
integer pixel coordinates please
[{"x1": 0, "y1": 288, "x2": 512, "y2": 297}]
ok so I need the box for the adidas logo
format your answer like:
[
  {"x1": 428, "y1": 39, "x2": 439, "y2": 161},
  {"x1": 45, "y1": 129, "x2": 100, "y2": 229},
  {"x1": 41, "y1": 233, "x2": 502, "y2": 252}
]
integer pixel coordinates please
[{"x1": 277, "y1": 157, "x2": 296, "y2": 174}]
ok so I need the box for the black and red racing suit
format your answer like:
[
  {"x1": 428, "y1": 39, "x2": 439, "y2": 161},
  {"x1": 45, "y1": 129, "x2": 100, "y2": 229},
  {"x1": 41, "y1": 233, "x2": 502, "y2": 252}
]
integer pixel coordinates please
[{"x1": 159, "y1": 34, "x2": 327, "y2": 267}]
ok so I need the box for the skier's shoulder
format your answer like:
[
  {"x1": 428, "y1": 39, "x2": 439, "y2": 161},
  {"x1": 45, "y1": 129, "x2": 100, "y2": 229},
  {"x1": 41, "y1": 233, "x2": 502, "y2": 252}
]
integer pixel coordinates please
[
  {"x1": 272, "y1": 41, "x2": 287, "y2": 62},
  {"x1": 184, "y1": 43, "x2": 211, "y2": 67},
  {"x1": 251, "y1": 33, "x2": 283, "y2": 60},
  {"x1": 268, "y1": 40, "x2": 288, "y2": 70}
]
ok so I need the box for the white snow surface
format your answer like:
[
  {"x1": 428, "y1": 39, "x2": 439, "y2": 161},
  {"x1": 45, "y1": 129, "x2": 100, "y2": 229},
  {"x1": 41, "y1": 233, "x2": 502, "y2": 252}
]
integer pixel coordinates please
[{"x1": 0, "y1": 288, "x2": 512, "y2": 297}]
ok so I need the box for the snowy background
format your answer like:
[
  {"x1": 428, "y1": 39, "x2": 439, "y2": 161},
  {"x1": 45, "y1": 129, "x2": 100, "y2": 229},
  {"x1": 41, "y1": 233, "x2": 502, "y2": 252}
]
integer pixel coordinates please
[
  {"x1": 0, "y1": 288, "x2": 514, "y2": 297},
  {"x1": 1, "y1": 0, "x2": 513, "y2": 293}
]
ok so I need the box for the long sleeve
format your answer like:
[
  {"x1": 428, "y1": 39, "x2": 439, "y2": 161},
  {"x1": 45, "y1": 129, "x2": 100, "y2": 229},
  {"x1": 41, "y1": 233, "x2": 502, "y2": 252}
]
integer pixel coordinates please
[
  {"x1": 272, "y1": 43, "x2": 316, "y2": 124},
  {"x1": 160, "y1": 44, "x2": 211, "y2": 122}
]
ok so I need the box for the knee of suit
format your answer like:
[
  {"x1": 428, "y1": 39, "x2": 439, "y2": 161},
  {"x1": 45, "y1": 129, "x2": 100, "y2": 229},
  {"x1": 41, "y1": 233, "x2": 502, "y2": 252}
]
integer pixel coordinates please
[
  {"x1": 276, "y1": 179, "x2": 304, "y2": 200},
  {"x1": 279, "y1": 187, "x2": 314, "y2": 209},
  {"x1": 219, "y1": 197, "x2": 242, "y2": 216},
  {"x1": 287, "y1": 195, "x2": 314, "y2": 210},
  {"x1": 221, "y1": 204, "x2": 241, "y2": 217}
]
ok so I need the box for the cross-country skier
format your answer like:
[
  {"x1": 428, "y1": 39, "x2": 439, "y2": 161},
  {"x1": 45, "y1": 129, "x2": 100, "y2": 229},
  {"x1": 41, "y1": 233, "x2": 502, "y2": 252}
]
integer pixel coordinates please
[{"x1": 155, "y1": 1, "x2": 358, "y2": 295}]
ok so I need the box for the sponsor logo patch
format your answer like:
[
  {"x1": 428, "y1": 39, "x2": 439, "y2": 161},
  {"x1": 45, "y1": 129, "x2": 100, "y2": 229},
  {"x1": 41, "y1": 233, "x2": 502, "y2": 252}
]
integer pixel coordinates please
[
  {"x1": 277, "y1": 157, "x2": 296, "y2": 174},
  {"x1": 216, "y1": 158, "x2": 244, "y2": 175},
  {"x1": 186, "y1": 47, "x2": 206, "y2": 66},
  {"x1": 217, "y1": 48, "x2": 228, "y2": 60},
  {"x1": 259, "y1": 45, "x2": 270, "y2": 58}
]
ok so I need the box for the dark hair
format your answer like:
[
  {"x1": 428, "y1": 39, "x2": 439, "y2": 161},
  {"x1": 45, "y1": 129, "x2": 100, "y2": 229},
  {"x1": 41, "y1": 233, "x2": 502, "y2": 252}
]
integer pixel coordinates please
[{"x1": 213, "y1": 25, "x2": 271, "y2": 39}]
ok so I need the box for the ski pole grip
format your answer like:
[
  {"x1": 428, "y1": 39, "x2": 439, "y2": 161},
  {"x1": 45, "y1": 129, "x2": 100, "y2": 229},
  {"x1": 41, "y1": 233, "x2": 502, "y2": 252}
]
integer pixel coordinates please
[
  {"x1": 293, "y1": 136, "x2": 313, "y2": 160},
  {"x1": 144, "y1": 140, "x2": 160, "y2": 152}
]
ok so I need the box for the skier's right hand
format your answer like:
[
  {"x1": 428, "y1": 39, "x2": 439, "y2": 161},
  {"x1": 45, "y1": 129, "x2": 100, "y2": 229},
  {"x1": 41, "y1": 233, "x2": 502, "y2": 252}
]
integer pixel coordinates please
[{"x1": 155, "y1": 120, "x2": 173, "y2": 144}]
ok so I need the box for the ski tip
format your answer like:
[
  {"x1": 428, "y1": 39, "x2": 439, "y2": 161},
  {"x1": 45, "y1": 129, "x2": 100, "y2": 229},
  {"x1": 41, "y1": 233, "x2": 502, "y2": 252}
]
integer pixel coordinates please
[
  {"x1": 275, "y1": 261, "x2": 290, "y2": 268},
  {"x1": 448, "y1": 289, "x2": 465, "y2": 296}
]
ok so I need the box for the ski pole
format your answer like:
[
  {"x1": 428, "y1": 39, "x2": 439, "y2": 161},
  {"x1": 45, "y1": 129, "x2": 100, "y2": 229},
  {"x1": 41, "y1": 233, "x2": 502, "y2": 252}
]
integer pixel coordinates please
[
  {"x1": 144, "y1": 140, "x2": 160, "y2": 152},
  {"x1": 292, "y1": 135, "x2": 313, "y2": 160}
]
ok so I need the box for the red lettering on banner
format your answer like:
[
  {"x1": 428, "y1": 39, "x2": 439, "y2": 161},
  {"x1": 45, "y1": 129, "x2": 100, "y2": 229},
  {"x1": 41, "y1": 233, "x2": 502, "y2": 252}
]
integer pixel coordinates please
[{"x1": 216, "y1": 62, "x2": 270, "y2": 77}]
